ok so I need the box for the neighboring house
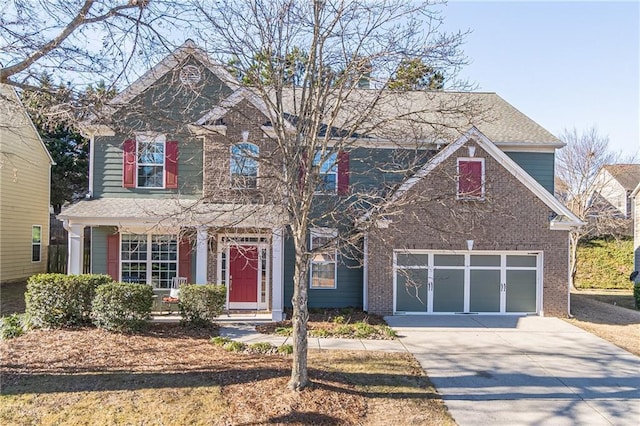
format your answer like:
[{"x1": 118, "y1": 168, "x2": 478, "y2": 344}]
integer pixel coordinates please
[
  {"x1": 58, "y1": 41, "x2": 583, "y2": 320},
  {"x1": 0, "y1": 83, "x2": 54, "y2": 283},
  {"x1": 592, "y1": 164, "x2": 640, "y2": 219}
]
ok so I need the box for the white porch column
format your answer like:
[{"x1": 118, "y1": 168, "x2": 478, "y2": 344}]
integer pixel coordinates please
[
  {"x1": 67, "y1": 224, "x2": 85, "y2": 275},
  {"x1": 271, "y1": 227, "x2": 285, "y2": 321},
  {"x1": 196, "y1": 226, "x2": 208, "y2": 284}
]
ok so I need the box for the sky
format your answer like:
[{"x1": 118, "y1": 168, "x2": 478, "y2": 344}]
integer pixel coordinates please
[{"x1": 436, "y1": 0, "x2": 640, "y2": 160}]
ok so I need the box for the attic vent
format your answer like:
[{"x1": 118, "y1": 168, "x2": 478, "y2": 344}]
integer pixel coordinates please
[{"x1": 180, "y1": 65, "x2": 202, "y2": 85}]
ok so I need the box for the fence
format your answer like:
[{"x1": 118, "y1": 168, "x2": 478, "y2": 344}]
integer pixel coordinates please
[{"x1": 47, "y1": 245, "x2": 90, "y2": 274}]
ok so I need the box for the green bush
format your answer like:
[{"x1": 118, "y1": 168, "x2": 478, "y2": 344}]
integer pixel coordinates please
[
  {"x1": 178, "y1": 284, "x2": 226, "y2": 327},
  {"x1": 248, "y1": 342, "x2": 274, "y2": 353},
  {"x1": 277, "y1": 344, "x2": 293, "y2": 355},
  {"x1": 634, "y1": 284, "x2": 640, "y2": 309},
  {"x1": 211, "y1": 336, "x2": 232, "y2": 346},
  {"x1": 223, "y1": 340, "x2": 246, "y2": 352},
  {"x1": 0, "y1": 314, "x2": 31, "y2": 340},
  {"x1": 25, "y1": 273, "x2": 113, "y2": 328},
  {"x1": 92, "y1": 283, "x2": 153, "y2": 332}
]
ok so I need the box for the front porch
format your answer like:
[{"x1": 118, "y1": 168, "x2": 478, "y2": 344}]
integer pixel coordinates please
[{"x1": 58, "y1": 198, "x2": 287, "y2": 321}]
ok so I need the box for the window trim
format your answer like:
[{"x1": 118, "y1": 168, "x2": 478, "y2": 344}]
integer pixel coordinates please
[
  {"x1": 309, "y1": 228, "x2": 338, "y2": 289},
  {"x1": 230, "y1": 142, "x2": 259, "y2": 189},
  {"x1": 31, "y1": 225, "x2": 42, "y2": 262},
  {"x1": 456, "y1": 157, "x2": 485, "y2": 200},
  {"x1": 136, "y1": 133, "x2": 166, "y2": 189},
  {"x1": 312, "y1": 151, "x2": 338, "y2": 194}
]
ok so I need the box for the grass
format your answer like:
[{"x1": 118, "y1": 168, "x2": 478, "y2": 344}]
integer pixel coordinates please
[
  {"x1": 0, "y1": 327, "x2": 454, "y2": 425},
  {"x1": 575, "y1": 237, "x2": 634, "y2": 290}
]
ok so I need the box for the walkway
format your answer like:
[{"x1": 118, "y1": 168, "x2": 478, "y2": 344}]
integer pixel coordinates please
[{"x1": 385, "y1": 315, "x2": 640, "y2": 426}]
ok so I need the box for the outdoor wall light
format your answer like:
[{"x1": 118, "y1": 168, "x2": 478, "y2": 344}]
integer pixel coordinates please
[
  {"x1": 468, "y1": 145, "x2": 476, "y2": 157},
  {"x1": 466, "y1": 239, "x2": 474, "y2": 250}
]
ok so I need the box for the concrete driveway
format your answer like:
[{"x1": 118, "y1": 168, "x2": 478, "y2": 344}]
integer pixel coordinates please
[{"x1": 385, "y1": 315, "x2": 640, "y2": 426}]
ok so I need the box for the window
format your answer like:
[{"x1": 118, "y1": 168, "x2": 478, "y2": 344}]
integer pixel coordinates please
[
  {"x1": 31, "y1": 225, "x2": 42, "y2": 262},
  {"x1": 457, "y1": 158, "x2": 485, "y2": 200},
  {"x1": 121, "y1": 234, "x2": 178, "y2": 289},
  {"x1": 231, "y1": 143, "x2": 258, "y2": 188},
  {"x1": 123, "y1": 134, "x2": 178, "y2": 189},
  {"x1": 137, "y1": 135, "x2": 165, "y2": 188},
  {"x1": 309, "y1": 229, "x2": 337, "y2": 289},
  {"x1": 313, "y1": 151, "x2": 338, "y2": 192}
]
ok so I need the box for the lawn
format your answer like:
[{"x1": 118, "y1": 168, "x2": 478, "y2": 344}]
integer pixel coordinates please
[{"x1": 0, "y1": 325, "x2": 454, "y2": 425}]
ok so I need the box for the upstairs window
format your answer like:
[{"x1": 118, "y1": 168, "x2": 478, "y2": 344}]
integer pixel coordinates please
[
  {"x1": 137, "y1": 135, "x2": 165, "y2": 188},
  {"x1": 231, "y1": 143, "x2": 259, "y2": 188},
  {"x1": 313, "y1": 151, "x2": 338, "y2": 193},
  {"x1": 123, "y1": 134, "x2": 178, "y2": 189},
  {"x1": 309, "y1": 229, "x2": 337, "y2": 289},
  {"x1": 457, "y1": 158, "x2": 485, "y2": 200}
]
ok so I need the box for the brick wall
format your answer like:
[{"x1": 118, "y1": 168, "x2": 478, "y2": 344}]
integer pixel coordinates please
[{"x1": 367, "y1": 140, "x2": 570, "y2": 317}]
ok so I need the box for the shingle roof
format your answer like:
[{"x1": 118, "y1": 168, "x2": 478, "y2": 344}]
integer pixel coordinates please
[
  {"x1": 59, "y1": 198, "x2": 285, "y2": 228},
  {"x1": 276, "y1": 88, "x2": 561, "y2": 145},
  {"x1": 603, "y1": 164, "x2": 640, "y2": 191}
]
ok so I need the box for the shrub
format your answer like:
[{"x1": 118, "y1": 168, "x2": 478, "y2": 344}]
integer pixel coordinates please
[
  {"x1": 310, "y1": 328, "x2": 330, "y2": 338},
  {"x1": 92, "y1": 283, "x2": 153, "y2": 332},
  {"x1": 25, "y1": 273, "x2": 113, "y2": 328},
  {"x1": 634, "y1": 284, "x2": 640, "y2": 309},
  {"x1": 178, "y1": 284, "x2": 226, "y2": 327},
  {"x1": 211, "y1": 336, "x2": 232, "y2": 346},
  {"x1": 277, "y1": 344, "x2": 293, "y2": 355},
  {"x1": 274, "y1": 326, "x2": 293, "y2": 336},
  {"x1": 248, "y1": 342, "x2": 274, "y2": 353},
  {"x1": 353, "y1": 322, "x2": 376, "y2": 338},
  {"x1": 223, "y1": 340, "x2": 246, "y2": 352},
  {"x1": 0, "y1": 314, "x2": 31, "y2": 340}
]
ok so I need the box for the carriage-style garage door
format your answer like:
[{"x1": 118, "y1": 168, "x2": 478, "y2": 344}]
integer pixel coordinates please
[{"x1": 394, "y1": 251, "x2": 541, "y2": 314}]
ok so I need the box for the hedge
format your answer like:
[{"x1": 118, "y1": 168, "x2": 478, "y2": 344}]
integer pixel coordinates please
[
  {"x1": 179, "y1": 284, "x2": 226, "y2": 327},
  {"x1": 92, "y1": 283, "x2": 154, "y2": 332},
  {"x1": 25, "y1": 273, "x2": 113, "y2": 328}
]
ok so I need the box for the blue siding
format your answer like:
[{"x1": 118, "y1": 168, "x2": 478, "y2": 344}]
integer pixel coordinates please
[
  {"x1": 506, "y1": 152, "x2": 555, "y2": 194},
  {"x1": 90, "y1": 226, "x2": 116, "y2": 274},
  {"x1": 93, "y1": 135, "x2": 203, "y2": 198},
  {"x1": 283, "y1": 234, "x2": 363, "y2": 309}
]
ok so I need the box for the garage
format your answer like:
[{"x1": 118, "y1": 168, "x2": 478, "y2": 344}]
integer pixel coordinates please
[{"x1": 393, "y1": 251, "x2": 541, "y2": 314}]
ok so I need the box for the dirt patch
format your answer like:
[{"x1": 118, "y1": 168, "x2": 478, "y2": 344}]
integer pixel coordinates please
[
  {"x1": 566, "y1": 291, "x2": 640, "y2": 356},
  {"x1": 0, "y1": 324, "x2": 453, "y2": 425}
]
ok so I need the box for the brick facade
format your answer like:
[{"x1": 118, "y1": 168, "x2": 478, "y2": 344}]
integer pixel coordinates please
[{"x1": 367, "y1": 139, "x2": 570, "y2": 317}]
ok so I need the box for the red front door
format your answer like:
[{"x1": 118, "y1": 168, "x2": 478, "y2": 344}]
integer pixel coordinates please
[{"x1": 229, "y1": 246, "x2": 259, "y2": 303}]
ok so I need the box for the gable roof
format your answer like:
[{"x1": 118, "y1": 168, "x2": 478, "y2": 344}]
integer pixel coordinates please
[
  {"x1": 1, "y1": 83, "x2": 55, "y2": 165},
  {"x1": 101, "y1": 40, "x2": 240, "y2": 116},
  {"x1": 602, "y1": 164, "x2": 640, "y2": 191},
  {"x1": 383, "y1": 127, "x2": 583, "y2": 230}
]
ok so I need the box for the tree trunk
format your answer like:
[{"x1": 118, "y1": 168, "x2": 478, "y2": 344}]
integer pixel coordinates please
[{"x1": 288, "y1": 239, "x2": 309, "y2": 391}]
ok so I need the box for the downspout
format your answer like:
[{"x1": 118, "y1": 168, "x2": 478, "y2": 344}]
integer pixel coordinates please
[
  {"x1": 363, "y1": 234, "x2": 368, "y2": 312},
  {"x1": 88, "y1": 132, "x2": 95, "y2": 197}
]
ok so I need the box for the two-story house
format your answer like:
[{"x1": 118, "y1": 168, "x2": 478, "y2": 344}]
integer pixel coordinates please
[
  {"x1": 592, "y1": 164, "x2": 640, "y2": 219},
  {"x1": 1, "y1": 83, "x2": 54, "y2": 283},
  {"x1": 58, "y1": 41, "x2": 582, "y2": 320}
]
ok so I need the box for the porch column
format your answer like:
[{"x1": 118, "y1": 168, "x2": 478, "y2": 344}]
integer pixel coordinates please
[
  {"x1": 67, "y1": 223, "x2": 85, "y2": 275},
  {"x1": 271, "y1": 227, "x2": 285, "y2": 321},
  {"x1": 196, "y1": 226, "x2": 208, "y2": 284}
]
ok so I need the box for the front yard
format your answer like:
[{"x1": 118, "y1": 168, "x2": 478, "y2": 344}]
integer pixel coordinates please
[{"x1": 0, "y1": 324, "x2": 453, "y2": 425}]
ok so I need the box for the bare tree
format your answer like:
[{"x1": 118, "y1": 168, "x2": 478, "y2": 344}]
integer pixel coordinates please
[
  {"x1": 556, "y1": 127, "x2": 633, "y2": 286},
  {"x1": 190, "y1": 0, "x2": 474, "y2": 391}
]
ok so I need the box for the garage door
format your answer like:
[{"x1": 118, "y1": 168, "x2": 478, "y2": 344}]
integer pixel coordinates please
[{"x1": 394, "y1": 251, "x2": 540, "y2": 314}]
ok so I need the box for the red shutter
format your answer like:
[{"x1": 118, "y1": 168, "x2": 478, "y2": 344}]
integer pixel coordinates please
[
  {"x1": 179, "y1": 237, "x2": 192, "y2": 283},
  {"x1": 337, "y1": 151, "x2": 350, "y2": 195},
  {"x1": 459, "y1": 160, "x2": 483, "y2": 197},
  {"x1": 165, "y1": 141, "x2": 178, "y2": 189},
  {"x1": 123, "y1": 139, "x2": 136, "y2": 188},
  {"x1": 107, "y1": 234, "x2": 120, "y2": 281}
]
